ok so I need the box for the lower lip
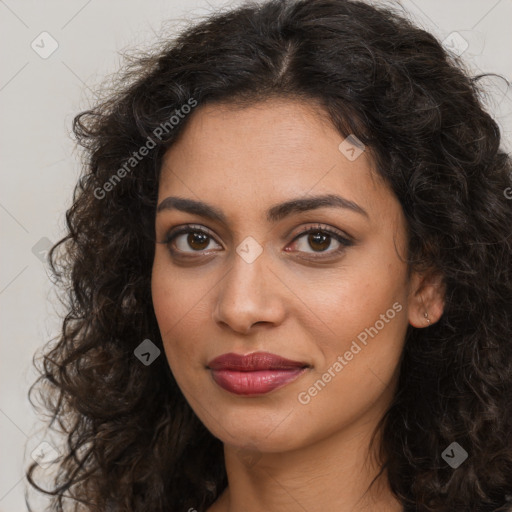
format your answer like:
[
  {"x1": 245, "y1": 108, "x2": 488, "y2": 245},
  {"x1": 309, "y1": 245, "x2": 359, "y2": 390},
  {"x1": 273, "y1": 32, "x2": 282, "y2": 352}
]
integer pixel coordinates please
[{"x1": 210, "y1": 368, "x2": 307, "y2": 395}]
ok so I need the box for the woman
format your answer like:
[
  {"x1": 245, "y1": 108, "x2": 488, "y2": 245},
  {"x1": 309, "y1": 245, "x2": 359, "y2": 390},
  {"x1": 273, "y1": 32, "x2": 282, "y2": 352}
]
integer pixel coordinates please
[{"x1": 27, "y1": 0, "x2": 512, "y2": 510}]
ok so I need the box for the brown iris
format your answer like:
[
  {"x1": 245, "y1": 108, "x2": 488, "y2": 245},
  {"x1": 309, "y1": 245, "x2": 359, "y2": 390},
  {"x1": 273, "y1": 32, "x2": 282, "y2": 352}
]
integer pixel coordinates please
[
  {"x1": 308, "y1": 231, "x2": 330, "y2": 252},
  {"x1": 188, "y1": 231, "x2": 210, "y2": 250}
]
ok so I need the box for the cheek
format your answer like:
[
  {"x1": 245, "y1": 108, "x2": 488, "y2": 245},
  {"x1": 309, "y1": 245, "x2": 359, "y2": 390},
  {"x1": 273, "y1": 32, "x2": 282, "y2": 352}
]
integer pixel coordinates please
[
  {"x1": 298, "y1": 308, "x2": 407, "y2": 432},
  {"x1": 151, "y1": 259, "x2": 189, "y2": 363},
  {"x1": 292, "y1": 259, "x2": 409, "y2": 427},
  {"x1": 151, "y1": 255, "x2": 214, "y2": 379},
  {"x1": 297, "y1": 251, "x2": 408, "y2": 355},
  {"x1": 152, "y1": 250, "x2": 197, "y2": 321},
  {"x1": 151, "y1": 260, "x2": 177, "y2": 340}
]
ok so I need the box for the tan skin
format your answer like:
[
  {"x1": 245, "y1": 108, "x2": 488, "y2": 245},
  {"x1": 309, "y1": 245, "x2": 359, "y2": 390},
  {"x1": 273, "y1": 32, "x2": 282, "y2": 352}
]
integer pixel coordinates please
[{"x1": 151, "y1": 99, "x2": 445, "y2": 512}]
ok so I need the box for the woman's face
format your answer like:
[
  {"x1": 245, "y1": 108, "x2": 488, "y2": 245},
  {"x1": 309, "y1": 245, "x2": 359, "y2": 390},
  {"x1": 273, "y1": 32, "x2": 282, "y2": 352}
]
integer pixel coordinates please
[{"x1": 151, "y1": 99, "x2": 421, "y2": 453}]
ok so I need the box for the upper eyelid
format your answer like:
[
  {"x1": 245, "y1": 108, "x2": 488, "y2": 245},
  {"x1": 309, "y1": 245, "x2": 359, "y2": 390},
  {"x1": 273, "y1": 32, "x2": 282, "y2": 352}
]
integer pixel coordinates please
[
  {"x1": 293, "y1": 224, "x2": 352, "y2": 241},
  {"x1": 161, "y1": 224, "x2": 223, "y2": 248}
]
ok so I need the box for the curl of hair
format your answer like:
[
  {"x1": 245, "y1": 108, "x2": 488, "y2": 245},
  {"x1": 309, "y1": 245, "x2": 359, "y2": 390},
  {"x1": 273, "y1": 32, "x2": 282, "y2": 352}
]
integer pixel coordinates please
[{"x1": 27, "y1": 1, "x2": 512, "y2": 511}]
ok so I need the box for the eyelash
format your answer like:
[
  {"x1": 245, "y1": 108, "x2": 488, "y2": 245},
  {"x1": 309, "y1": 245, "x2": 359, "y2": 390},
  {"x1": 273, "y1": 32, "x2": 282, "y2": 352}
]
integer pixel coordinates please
[{"x1": 161, "y1": 223, "x2": 354, "y2": 260}]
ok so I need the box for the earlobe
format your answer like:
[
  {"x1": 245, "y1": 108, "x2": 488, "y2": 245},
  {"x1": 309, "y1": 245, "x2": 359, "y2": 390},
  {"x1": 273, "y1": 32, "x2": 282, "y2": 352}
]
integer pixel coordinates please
[{"x1": 407, "y1": 270, "x2": 445, "y2": 328}]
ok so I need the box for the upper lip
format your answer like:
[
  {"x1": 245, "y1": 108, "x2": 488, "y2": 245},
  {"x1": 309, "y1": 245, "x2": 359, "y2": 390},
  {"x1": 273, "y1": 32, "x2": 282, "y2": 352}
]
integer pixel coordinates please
[{"x1": 207, "y1": 351, "x2": 308, "y2": 371}]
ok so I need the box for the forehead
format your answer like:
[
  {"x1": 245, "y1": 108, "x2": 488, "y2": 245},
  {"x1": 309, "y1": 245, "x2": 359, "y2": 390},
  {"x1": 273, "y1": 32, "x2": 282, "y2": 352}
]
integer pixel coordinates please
[
  {"x1": 165, "y1": 100, "x2": 334, "y2": 176},
  {"x1": 158, "y1": 99, "x2": 396, "y2": 224}
]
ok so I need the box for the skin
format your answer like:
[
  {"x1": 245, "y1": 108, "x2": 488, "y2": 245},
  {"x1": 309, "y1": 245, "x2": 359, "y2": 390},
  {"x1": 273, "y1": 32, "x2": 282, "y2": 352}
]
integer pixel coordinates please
[{"x1": 151, "y1": 98, "x2": 445, "y2": 512}]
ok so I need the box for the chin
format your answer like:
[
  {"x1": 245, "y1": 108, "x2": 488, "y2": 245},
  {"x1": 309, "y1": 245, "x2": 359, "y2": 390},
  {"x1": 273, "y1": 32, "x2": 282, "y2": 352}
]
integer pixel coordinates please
[{"x1": 202, "y1": 401, "x2": 307, "y2": 452}]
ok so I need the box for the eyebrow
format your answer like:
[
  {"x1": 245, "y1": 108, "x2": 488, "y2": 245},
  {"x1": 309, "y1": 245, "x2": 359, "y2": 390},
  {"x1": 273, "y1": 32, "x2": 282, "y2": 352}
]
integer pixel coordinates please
[{"x1": 156, "y1": 193, "x2": 369, "y2": 223}]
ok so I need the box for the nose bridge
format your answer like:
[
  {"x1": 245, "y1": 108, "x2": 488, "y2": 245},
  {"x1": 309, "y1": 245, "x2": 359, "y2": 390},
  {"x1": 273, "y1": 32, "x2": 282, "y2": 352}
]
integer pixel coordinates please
[
  {"x1": 228, "y1": 239, "x2": 266, "y2": 295},
  {"x1": 213, "y1": 239, "x2": 284, "y2": 333}
]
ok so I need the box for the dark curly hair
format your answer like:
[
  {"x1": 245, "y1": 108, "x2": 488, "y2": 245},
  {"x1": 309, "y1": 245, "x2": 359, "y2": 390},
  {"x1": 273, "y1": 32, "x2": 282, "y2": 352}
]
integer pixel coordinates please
[{"x1": 26, "y1": 0, "x2": 512, "y2": 511}]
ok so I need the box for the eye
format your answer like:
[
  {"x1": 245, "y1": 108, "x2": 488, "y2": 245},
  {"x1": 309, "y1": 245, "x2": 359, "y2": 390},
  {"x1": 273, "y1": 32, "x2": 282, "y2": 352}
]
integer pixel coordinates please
[
  {"x1": 162, "y1": 224, "x2": 222, "y2": 254},
  {"x1": 287, "y1": 224, "x2": 353, "y2": 257},
  {"x1": 160, "y1": 223, "x2": 353, "y2": 259}
]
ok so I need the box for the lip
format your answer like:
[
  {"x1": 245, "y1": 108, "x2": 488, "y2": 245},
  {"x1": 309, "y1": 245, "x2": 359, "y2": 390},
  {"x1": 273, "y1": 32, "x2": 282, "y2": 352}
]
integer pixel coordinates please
[{"x1": 207, "y1": 352, "x2": 309, "y2": 395}]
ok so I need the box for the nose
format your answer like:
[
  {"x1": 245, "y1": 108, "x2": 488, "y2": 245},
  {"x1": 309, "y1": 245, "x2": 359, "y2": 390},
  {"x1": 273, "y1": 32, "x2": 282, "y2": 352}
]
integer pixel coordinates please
[{"x1": 212, "y1": 248, "x2": 286, "y2": 335}]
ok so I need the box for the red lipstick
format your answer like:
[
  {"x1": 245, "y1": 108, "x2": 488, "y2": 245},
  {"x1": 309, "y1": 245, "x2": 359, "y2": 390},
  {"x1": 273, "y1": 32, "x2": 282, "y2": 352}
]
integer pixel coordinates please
[{"x1": 207, "y1": 352, "x2": 309, "y2": 395}]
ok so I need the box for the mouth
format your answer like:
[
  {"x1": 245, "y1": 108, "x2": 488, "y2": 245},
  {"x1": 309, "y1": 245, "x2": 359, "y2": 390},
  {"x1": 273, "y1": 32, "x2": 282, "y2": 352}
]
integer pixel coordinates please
[{"x1": 207, "y1": 351, "x2": 310, "y2": 396}]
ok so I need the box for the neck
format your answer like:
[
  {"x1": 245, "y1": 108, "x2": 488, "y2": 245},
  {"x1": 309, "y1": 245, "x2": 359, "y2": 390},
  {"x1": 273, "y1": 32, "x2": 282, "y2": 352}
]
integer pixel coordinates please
[{"x1": 212, "y1": 418, "x2": 402, "y2": 512}]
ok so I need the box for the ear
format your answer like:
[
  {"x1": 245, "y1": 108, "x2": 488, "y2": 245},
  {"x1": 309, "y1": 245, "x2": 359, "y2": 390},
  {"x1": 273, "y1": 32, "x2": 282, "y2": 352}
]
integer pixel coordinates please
[{"x1": 407, "y1": 269, "x2": 445, "y2": 328}]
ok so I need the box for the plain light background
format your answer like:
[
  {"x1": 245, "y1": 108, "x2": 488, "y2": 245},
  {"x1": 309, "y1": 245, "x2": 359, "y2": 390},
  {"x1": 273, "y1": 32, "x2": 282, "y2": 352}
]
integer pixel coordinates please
[{"x1": 1, "y1": 0, "x2": 511, "y2": 510}]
